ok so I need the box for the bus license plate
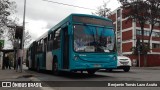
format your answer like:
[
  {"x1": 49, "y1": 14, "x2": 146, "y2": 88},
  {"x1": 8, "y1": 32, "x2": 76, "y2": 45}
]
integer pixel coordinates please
[{"x1": 94, "y1": 64, "x2": 101, "y2": 67}]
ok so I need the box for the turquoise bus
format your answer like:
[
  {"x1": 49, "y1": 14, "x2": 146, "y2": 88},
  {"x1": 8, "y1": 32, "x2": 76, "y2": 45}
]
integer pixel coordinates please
[{"x1": 26, "y1": 14, "x2": 117, "y2": 75}]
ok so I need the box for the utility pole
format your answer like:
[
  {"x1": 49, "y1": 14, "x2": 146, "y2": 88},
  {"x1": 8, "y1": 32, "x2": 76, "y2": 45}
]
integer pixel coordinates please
[{"x1": 20, "y1": 0, "x2": 26, "y2": 72}]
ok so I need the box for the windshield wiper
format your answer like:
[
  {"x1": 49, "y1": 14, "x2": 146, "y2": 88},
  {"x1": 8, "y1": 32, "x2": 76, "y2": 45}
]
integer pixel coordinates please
[
  {"x1": 94, "y1": 27, "x2": 106, "y2": 52},
  {"x1": 85, "y1": 26, "x2": 96, "y2": 43},
  {"x1": 85, "y1": 26, "x2": 104, "y2": 52}
]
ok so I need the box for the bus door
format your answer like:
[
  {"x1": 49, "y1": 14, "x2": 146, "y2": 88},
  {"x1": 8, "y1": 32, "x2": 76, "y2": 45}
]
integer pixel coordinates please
[
  {"x1": 62, "y1": 26, "x2": 69, "y2": 69},
  {"x1": 43, "y1": 38, "x2": 47, "y2": 68}
]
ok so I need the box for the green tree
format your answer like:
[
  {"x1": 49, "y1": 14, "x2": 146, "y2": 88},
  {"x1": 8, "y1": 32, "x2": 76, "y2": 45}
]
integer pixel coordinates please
[
  {"x1": 0, "y1": 0, "x2": 16, "y2": 37},
  {"x1": 92, "y1": 1, "x2": 111, "y2": 18},
  {"x1": 7, "y1": 24, "x2": 32, "y2": 48},
  {"x1": 119, "y1": 0, "x2": 148, "y2": 52},
  {"x1": 145, "y1": 0, "x2": 160, "y2": 51}
]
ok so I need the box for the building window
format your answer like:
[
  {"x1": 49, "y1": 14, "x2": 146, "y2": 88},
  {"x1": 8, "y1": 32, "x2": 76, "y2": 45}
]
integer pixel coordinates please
[
  {"x1": 117, "y1": 31, "x2": 120, "y2": 36},
  {"x1": 136, "y1": 29, "x2": 151, "y2": 36},
  {"x1": 155, "y1": 23, "x2": 160, "y2": 26},
  {"x1": 136, "y1": 30, "x2": 141, "y2": 35},
  {"x1": 145, "y1": 21, "x2": 150, "y2": 25},
  {"x1": 144, "y1": 31, "x2": 150, "y2": 36},
  {"x1": 152, "y1": 32, "x2": 160, "y2": 37},
  {"x1": 152, "y1": 43, "x2": 160, "y2": 49}
]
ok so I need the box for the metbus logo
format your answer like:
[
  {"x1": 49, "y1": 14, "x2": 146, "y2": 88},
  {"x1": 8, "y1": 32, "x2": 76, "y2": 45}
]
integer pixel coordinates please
[{"x1": 2, "y1": 82, "x2": 11, "y2": 87}]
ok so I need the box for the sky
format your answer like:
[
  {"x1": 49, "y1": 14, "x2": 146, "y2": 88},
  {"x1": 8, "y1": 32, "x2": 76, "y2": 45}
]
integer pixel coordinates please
[{"x1": 4, "y1": 0, "x2": 121, "y2": 49}]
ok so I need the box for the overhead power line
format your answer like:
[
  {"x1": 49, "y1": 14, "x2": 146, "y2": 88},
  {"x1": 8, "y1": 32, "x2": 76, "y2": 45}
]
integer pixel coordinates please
[{"x1": 42, "y1": 0, "x2": 96, "y2": 11}]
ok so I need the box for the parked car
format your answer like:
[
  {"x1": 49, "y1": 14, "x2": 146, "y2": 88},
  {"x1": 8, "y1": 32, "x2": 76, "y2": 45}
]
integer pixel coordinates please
[{"x1": 107, "y1": 56, "x2": 132, "y2": 72}]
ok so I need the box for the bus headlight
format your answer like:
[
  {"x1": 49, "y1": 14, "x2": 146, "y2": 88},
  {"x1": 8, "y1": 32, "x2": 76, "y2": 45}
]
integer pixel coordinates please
[{"x1": 74, "y1": 56, "x2": 78, "y2": 61}]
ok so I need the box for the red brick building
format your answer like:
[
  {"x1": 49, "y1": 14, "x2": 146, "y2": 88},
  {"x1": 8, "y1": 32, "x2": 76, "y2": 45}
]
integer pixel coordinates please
[{"x1": 108, "y1": 8, "x2": 160, "y2": 67}]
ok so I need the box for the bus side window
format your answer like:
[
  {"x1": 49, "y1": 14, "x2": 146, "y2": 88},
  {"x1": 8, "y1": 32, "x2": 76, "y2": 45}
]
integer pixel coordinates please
[
  {"x1": 43, "y1": 37, "x2": 47, "y2": 52},
  {"x1": 37, "y1": 41, "x2": 42, "y2": 53},
  {"x1": 47, "y1": 34, "x2": 50, "y2": 51},
  {"x1": 47, "y1": 33, "x2": 53, "y2": 51},
  {"x1": 40, "y1": 39, "x2": 43, "y2": 52},
  {"x1": 35, "y1": 42, "x2": 37, "y2": 54},
  {"x1": 36, "y1": 40, "x2": 43, "y2": 53},
  {"x1": 53, "y1": 28, "x2": 61, "y2": 49}
]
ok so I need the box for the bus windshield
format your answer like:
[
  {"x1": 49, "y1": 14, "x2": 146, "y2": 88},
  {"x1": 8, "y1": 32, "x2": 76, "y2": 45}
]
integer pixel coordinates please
[{"x1": 74, "y1": 24, "x2": 115, "y2": 53}]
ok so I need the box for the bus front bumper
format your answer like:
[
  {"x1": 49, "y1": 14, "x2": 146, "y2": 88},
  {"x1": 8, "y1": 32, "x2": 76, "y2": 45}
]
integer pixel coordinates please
[{"x1": 70, "y1": 62, "x2": 117, "y2": 71}]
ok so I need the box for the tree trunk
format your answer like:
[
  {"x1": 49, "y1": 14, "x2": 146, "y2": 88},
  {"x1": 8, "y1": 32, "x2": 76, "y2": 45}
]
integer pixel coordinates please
[
  {"x1": 148, "y1": 24, "x2": 154, "y2": 52},
  {"x1": 144, "y1": 53, "x2": 148, "y2": 67},
  {"x1": 139, "y1": 21, "x2": 146, "y2": 66},
  {"x1": 144, "y1": 24, "x2": 154, "y2": 67}
]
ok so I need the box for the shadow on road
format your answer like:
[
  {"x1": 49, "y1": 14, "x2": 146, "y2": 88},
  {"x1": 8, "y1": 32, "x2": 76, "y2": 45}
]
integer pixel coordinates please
[
  {"x1": 98, "y1": 69, "x2": 135, "y2": 74},
  {"x1": 99, "y1": 70, "x2": 124, "y2": 73},
  {"x1": 26, "y1": 69, "x2": 113, "y2": 80},
  {"x1": 58, "y1": 72, "x2": 110, "y2": 79}
]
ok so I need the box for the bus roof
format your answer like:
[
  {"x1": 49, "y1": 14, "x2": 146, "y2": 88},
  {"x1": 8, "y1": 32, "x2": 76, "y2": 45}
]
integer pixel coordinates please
[
  {"x1": 48, "y1": 13, "x2": 112, "y2": 34},
  {"x1": 71, "y1": 13, "x2": 112, "y2": 22},
  {"x1": 33, "y1": 14, "x2": 113, "y2": 43}
]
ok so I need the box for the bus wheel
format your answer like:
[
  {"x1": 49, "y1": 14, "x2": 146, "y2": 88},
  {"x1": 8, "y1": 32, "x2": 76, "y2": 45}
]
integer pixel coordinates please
[
  {"x1": 53, "y1": 59, "x2": 60, "y2": 75},
  {"x1": 37, "y1": 67, "x2": 40, "y2": 72},
  {"x1": 87, "y1": 70, "x2": 96, "y2": 75},
  {"x1": 28, "y1": 68, "x2": 31, "y2": 70},
  {"x1": 37, "y1": 59, "x2": 40, "y2": 72}
]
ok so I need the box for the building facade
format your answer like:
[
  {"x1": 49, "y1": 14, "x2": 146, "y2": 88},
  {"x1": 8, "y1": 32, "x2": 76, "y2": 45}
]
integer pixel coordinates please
[{"x1": 109, "y1": 8, "x2": 160, "y2": 67}]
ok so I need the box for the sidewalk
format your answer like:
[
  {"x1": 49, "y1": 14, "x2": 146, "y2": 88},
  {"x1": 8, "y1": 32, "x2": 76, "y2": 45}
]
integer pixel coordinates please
[
  {"x1": 0, "y1": 68, "x2": 33, "y2": 81},
  {"x1": 0, "y1": 69, "x2": 43, "y2": 90},
  {"x1": 131, "y1": 66, "x2": 160, "y2": 70}
]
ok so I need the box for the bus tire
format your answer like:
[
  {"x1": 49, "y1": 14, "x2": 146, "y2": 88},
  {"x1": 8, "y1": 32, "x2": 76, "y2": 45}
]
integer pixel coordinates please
[
  {"x1": 37, "y1": 59, "x2": 40, "y2": 72},
  {"x1": 87, "y1": 70, "x2": 96, "y2": 75},
  {"x1": 52, "y1": 58, "x2": 60, "y2": 75}
]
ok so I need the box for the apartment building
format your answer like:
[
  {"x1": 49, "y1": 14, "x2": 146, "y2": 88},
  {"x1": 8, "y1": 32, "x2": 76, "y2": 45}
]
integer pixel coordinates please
[{"x1": 108, "y1": 8, "x2": 160, "y2": 67}]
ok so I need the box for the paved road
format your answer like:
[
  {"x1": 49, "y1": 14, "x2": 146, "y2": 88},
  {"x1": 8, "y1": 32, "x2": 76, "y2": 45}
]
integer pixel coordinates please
[
  {"x1": 23, "y1": 67, "x2": 160, "y2": 81},
  {"x1": 1, "y1": 66, "x2": 160, "y2": 90}
]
